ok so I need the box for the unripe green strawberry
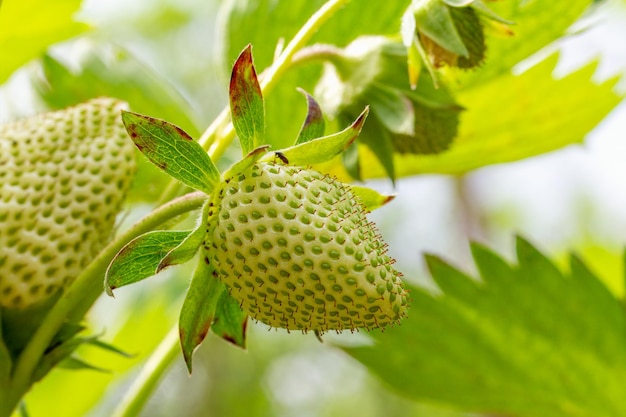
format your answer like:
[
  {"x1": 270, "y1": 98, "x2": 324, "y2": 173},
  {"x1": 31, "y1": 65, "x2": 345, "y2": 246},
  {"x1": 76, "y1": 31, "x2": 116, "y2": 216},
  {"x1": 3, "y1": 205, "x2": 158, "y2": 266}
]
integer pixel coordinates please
[
  {"x1": 0, "y1": 98, "x2": 136, "y2": 310},
  {"x1": 205, "y1": 162, "x2": 409, "y2": 333}
]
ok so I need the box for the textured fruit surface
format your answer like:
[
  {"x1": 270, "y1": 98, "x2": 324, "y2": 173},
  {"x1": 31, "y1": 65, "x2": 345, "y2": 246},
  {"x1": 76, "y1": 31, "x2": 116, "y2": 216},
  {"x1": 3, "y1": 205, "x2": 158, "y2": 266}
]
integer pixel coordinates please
[
  {"x1": 205, "y1": 162, "x2": 409, "y2": 333},
  {"x1": 0, "y1": 98, "x2": 136, "y2": 309}
]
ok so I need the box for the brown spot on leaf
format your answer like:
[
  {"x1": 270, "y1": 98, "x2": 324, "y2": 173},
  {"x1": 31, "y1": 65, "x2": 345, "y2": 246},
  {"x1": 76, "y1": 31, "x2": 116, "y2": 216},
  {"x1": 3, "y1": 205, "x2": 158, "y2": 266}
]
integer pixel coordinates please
[{"x1": 196, "y1": 322, "x2": 211, "y2": 344}]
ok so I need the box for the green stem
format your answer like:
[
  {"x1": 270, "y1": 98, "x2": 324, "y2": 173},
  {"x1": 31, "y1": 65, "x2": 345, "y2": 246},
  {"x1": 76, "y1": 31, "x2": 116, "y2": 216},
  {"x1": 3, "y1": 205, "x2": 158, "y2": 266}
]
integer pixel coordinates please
[
  {"x1": 105, "y1": 1, "x2": 354, "y2": 415},
  {"x1": 198, "y1": 0, "x2": 353, "y2": 152},
  {"x1": 111, "y1": 326, "x2": 181, "y2": 417},
  {"x1": 3, "y1": 192, "x2": 207, "y2": 417}
]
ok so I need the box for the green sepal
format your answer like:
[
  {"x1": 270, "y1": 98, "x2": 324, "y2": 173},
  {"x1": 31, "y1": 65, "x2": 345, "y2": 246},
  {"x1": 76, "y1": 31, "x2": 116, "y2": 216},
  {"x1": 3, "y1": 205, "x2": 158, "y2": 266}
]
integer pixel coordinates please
[
  {"x1": 46, "y1": 322, "x2": 85, "y2": 352},
  {"x1": 294, "y1": 88, "x2": 325, "y2": 145},
  {"x1": 179, "y1": 258, "x2": 226, "y2": 373},
  {"x1": 122, "y1": 111, "x2": 219, "y2": 195},
  {"x1": 211, "y1": 291, "x2": 248, "y2": 349},
  {"x1": 230, "y1": 44, "x2": 265, "y2": 155},
  {"x1": 271, "y1": 107, "x2": 368, "y2": 166},
  {"x1": 349, "y1": 185, "x2": 395, "y2": 211},
  {"x1": 57, "y1": 356, "x2": 110, "y2": 373},
  {"x1": 34, "y1": 334, "x2": 131, "y2": 381},
  {"x1": 83, "y1": 338, "x2": 134, "y2": 358},
  {"x1": 157, "y1": 200, "x2": 212, "y2": 273},
  {"x1": 412, "y1": 0, "x2": 468, "y2": 57},
  {"x1": 32, "y1": 336, "x2": 85, "y2": 382},
  {"x1": 222, "y1": 145, "x2": 270, "y2": 180},
  {"x1": 105, "y1": 230, "x2": 192, "y2": 296}
]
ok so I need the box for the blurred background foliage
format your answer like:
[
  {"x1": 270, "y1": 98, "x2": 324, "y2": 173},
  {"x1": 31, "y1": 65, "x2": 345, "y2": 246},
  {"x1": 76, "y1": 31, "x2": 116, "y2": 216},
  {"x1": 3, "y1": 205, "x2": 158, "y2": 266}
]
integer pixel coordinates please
[{"x1": 2, "y1": 0, "x2": 626, "y2": 416}]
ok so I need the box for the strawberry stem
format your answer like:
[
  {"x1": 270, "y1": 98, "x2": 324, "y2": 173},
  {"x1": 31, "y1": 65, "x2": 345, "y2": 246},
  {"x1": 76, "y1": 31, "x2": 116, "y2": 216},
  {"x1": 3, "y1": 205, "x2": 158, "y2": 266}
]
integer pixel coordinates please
[{"x1": 110, "y1": 326, "x2": 181, "y2": 417}]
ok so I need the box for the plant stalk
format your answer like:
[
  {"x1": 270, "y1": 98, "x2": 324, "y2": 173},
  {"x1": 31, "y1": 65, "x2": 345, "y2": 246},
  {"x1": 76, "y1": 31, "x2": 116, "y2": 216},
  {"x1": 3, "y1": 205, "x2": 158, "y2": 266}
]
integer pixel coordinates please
[{"x1": 111, "y1": 326, "x2": 181, "y2": 417}]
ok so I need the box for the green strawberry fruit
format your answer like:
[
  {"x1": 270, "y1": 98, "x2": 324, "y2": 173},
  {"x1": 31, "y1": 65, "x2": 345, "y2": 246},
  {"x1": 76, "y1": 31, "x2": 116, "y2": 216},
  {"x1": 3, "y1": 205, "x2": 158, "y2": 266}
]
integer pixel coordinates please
[
  {"x1": 205, "y1": 161, "x2": 409, "y2": 333},
  {"x1": 0, "y1": 98, "x2": 136, "y2": 310}
]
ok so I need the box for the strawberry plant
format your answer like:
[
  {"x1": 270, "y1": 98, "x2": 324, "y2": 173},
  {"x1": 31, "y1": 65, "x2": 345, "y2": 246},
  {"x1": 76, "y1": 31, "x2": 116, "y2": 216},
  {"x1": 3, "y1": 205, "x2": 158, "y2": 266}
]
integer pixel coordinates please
[{"x1": 1, "y1": 0, "x2": 625, "y2": 416}]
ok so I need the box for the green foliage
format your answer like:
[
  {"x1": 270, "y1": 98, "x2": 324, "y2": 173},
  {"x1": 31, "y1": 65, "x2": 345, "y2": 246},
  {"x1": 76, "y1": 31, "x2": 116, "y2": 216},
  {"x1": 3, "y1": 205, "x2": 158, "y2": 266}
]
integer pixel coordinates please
[
  {"x1": 179, "y1": 260, "x2": 227, "y2": 372},
  {"x1": 105, "y1": 230, "x2": 191, "y2": 294},
  {"x1": 346, "y1": 238, "x2": 626, "y2": 417},
  {"x1": 220, "y1": 0, "x2": 410, "y2": 153},
  {"x1": 122, "y1": 111, "x2": 220, "y2": 195},
  {"x1": 220, "y1": 0, "x2": 619, "y2": 181},
  {"x1": 210, "y1": 290, "x2": 248, "y2": 349},
  {"x1": 368, "y1": 56, "x2": 620, "y2": 177},
  {"x1": 35, "y1": 47, "x2": 203, "y2": 203},
  {"x1": 459, "y1": 0, "x2": 597, "y2": 89},
  {"x1": 276, "y1": 107, "x2": 368, "y2": 165},
  {"x1": 1, "y1": 0, "x2": 624, "y2": 416},
  {"x1": 157, "y1": 209, "x2": 208, "y2": 273},
  {"x1": 0, "y1": 0, "x2": 87, "y2": 84}
]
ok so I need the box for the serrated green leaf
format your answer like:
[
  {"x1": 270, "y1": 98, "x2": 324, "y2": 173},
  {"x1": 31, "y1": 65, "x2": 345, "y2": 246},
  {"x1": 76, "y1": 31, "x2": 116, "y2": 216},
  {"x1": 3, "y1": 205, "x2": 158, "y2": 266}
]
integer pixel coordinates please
[
  {"x1": 211, "y1": 291, "x2": 248, "y2": 349},
  {"x1": 0, "y1": 0, "x2": 88, "y2": 84},
  {"x1": 122, "y1": 111, "x2": 219, "y2": 194},
  {"x1": 295, "y1": 88, "x2": 326, "y2": 145},
  {"x1": 349, "y1": 185, "x2": 395, "y2": 211},
  {"x1": 105, "y1": 230, "x2": 192, "y2": 295},
  {"x1": 230, "y1": 45, "x2": 265, "y2": 155},
  {"x1": 157, "y1": 201, "x2": 211, "y2": 272},
  {"x1": 179, "y1": 259, "x2": 226, "y2": 373},
  {"x1": 345, "y1": 237, "x2": 626, "y2": 417},
  {"x1": 392, "y1": 100, "x2": 461, "y2": 154},
  {"x1": 274, "y1": 107, "x2": 368, "y2": 166}
]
